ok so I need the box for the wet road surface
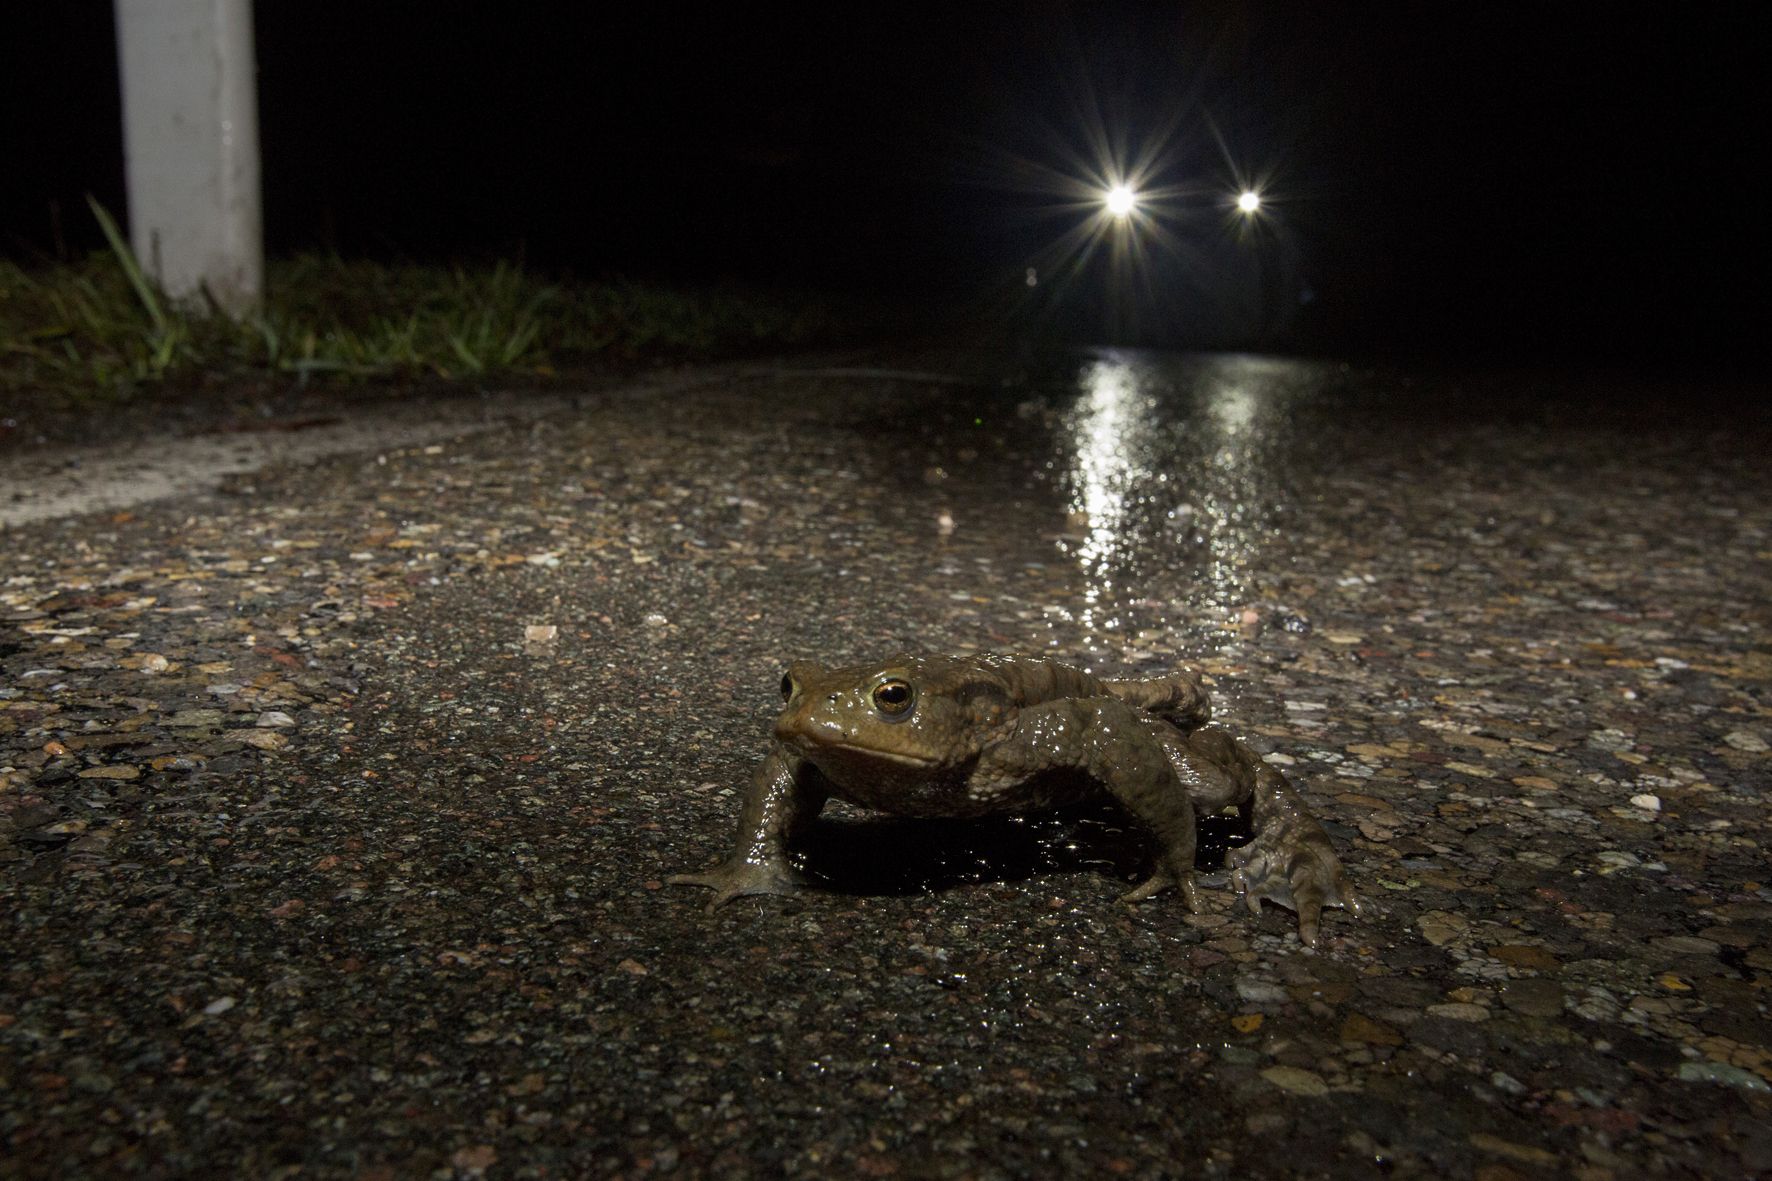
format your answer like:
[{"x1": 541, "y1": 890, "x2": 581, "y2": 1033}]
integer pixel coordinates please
[{"x1": 3, "y1": 348, "x2": 1770, "y2": 1177}]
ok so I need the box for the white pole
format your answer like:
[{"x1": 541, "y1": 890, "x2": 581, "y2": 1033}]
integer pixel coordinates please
[{"x1": 114, "y1": 0, "x2": 263, "y2": 317}]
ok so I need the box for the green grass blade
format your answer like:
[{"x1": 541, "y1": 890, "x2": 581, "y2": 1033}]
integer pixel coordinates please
[{"x1": 85, "y1": 195, "x2": 167, "y2": 334}]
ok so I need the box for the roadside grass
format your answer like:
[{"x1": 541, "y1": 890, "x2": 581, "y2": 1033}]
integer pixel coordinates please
[{"x1": 1, "y1": 205, "x2": 845, "y2": 406}]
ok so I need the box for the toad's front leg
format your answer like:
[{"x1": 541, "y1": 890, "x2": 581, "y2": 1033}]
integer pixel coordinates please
[
  {"x1": 668, "y1": 743, "x2": 828, "y2": 911},
  {"x1": 975, "y1": 697, "x2": 1200, "y2": 911}
]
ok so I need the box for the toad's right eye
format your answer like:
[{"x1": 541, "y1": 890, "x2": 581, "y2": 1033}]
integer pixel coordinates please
[
  {"x1": 870, "y1": 678, "x2": 915, "y2": 718},
  {"x1": 781, "y1": 672, "x2": 796, "y2": 702}
]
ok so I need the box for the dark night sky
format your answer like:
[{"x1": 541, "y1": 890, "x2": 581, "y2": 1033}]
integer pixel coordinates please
[{"x1": 4, "y1": 2, "x2": 1766, "y2": 358}]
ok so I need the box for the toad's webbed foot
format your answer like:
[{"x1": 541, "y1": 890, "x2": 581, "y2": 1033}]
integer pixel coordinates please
[
  {"x1": 668, "y1": 859, "x2": 805, "y2": 913},
  {"x1": 1229, "y1": 820, "x2": 1358, "y2": 947}
]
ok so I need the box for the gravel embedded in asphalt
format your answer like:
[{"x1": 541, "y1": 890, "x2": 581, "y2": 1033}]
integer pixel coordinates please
[{"x1": 2, "y1": 350, "x2": 1770, "y2": 1178}]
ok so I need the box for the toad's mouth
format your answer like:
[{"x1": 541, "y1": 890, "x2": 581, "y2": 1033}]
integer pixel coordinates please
[
  {"x1": 779, "y1": 728, "x2": 939, "y2": 769},
  {"x1": 817, "y1": 744, "x2": 937, "y2": 768}
]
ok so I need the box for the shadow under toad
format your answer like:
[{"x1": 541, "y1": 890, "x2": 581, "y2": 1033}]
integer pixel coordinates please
[{"x1": 792, "y1": 802, "x2": 1250, "y2": 898}]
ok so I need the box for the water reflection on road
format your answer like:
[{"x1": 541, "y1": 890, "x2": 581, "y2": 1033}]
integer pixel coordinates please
[
  {"x1": 1064, "y1": 355, "x2": 1152, "y2": 631},
  {"x1": 1057, "y1": 351, "x2": 1309, "y2": 656}
]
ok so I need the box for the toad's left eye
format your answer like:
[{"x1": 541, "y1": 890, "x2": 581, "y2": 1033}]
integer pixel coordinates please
[{"x1": 871, "y1": 679, "x2": 915, "y2": 718}]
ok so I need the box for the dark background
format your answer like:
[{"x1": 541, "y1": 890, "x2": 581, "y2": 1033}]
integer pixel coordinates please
[{"x1": 4, "y1": 2, "x2": 1766, "y2": 359}]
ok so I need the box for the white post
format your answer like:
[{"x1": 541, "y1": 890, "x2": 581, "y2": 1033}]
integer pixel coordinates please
[{"x1": 114, "y1": 0, "x2": 263, "y2": 316}]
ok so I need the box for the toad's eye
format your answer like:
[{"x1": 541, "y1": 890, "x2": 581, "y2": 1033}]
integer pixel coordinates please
[
  {"x1": 871, "y1": 679, "x2": 915, "y2": 718},
  {"x1": 781, "y1": 672, "x2": 796, "y2": 702}
]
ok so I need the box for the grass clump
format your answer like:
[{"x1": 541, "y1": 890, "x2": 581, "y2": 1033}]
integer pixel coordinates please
[{"x1": 1, "y1": 202, "x2": 840, "y2": 405}]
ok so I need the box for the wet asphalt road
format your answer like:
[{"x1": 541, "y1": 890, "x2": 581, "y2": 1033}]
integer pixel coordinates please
[{"x1": 3, "y1": 348, "x2": 1770, "y2": 1178}]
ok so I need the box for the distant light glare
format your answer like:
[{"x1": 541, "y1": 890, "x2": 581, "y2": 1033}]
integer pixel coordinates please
[
  {"x1": 1105, "y1": 184, "x2": 1138, "y2": 218},
  {"x1": 1236, "y1": 190, "x2": 1262, "y2": 214}
]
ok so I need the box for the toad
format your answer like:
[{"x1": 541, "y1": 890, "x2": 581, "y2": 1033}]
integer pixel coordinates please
[{"x1": 670, "y1": 653, "x2": 1357, "y2": 945}]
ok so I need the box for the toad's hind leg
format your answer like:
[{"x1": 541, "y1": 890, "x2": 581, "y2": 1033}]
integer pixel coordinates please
[
  {"x1": 1102, "y1": 667, "x2": 1212, "y2": 731},
  {"x1": 1228, "y1": 820, "x2": 1358, "y2": 948},
  {"x1": 1162, "y1": 726, "x2": 1358, "y2": 947}
]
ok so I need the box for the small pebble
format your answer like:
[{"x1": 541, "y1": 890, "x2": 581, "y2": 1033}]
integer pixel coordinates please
[
  {"x1": 1677, "y1": 1062, "x2": 1772, "y2": 1093},
  {"x1": 1489, "y1": 1071, "x2": 1528, "y2": 1096},
  {"x1": 1234, "y1": 978, "x2": 1291, "y2": 1006},
  {"x1": 1425, "y1": 1002, "x2": 1490, "y2": 1022},
  {"x1": 1260, "y1": 1066, "x2": 1329, "y2": 1097}
]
